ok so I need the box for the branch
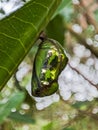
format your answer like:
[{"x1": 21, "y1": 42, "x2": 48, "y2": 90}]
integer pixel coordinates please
[
  {"x1": 68, "y1": 63, "x2": 98, "y2": 89},
  {"x1": 65, "y1": 23, "x2": 98, "y2": 58},
  {"x1": 80, "y1": 0, "x2": 98, "y2": 32}
]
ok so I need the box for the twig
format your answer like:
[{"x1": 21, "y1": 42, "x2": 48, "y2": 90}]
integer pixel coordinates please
[
  {"x1": 79, "y1": 0, "x2": 98, "y2": 32},
  {"x1": 68, "y1": 63, "x2": 98, "y2": 89},
  {"x1": 65, "y1": 23, "x2": 98, "y2": 58},
  {"x1": 61, "y1": 104, "x2": 98, "y2": 129},
  {"x1": 61, "y1": 112, "x2": 85, "y2": 130}
]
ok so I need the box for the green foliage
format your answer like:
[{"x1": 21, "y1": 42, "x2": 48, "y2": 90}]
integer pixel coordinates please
[
  {"x1": 0, "y1": 0, "x2": 61, "y2": 90},
  {"x1": 46, "y1": 15, "x2": 64, "y2": 45},
  {"x1": 94, "y1": 9, "x2": 98, "y2": 22},
  {"x1": 72, "y1": 101, "x2": 90, "y2": 110},
  {"x1": 0, "y1": 92, "x2": 25, "y2": 124},
  {"x1": 1, "y1": 0, "x2": 98, "y2": 130},
  {"x1": 42, "y1": 122, "x2": 53, "y2": 130},
  {"x1": 8, "y1": 111, "x2": 35, "y2": 124},
  {"x1": 53, "y1": 0, "x2": 72, "y2": 18}
]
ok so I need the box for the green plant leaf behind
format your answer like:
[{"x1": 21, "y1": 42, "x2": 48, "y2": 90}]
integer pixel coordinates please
[
  {"x1": 46, "y1": 15, "x2": 64, "y2": 45},
  {"x1": 8, "y1": 111, "x2": 35, "y2": 124},
  {"x1": 0, "y1": 0, "x2": 61, "y2": 90},
  {"x1": 42, "y1": 122, "x2": 53, "y2": 130},
  {"x1": 94, "y1": 9, "x2": 98, "y2": 22},
  {"x1": 0, "y1": 92, "x2": 25, "y2": 124},
  {"x1": 53, "y1": 0, "x2": 72, "y2": 18}
]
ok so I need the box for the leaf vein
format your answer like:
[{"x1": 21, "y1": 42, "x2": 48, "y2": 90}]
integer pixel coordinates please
[
  {"x1": 0, "y1": 32, "x2": 26, "y2": 53},
  {"x1": 0, "y1": 66, "x2": 10, "y2": 74},
  {"x1": 8, "y1": 20, "x2": 20, "y2": 38},
  {"x1": 0, "y1": 49, "x2": 16, "y2": 65},
  {"x1": 33, "y1": 1, "x2": 49, "y2": 11},
  {"x1": 13, "y1": 16, "x2": 37, "y2": 31}
]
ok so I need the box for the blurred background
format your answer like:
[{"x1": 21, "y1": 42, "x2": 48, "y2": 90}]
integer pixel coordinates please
[{"x1": 1, "y1": 0, "x2": 98, "y2": 130}]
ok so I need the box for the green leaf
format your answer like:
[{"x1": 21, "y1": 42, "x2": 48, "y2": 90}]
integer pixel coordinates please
[
  {"x1": 8, "y1": 111, "x2": 35, "y2": 124},
  {"x1": 0, "y1": 92, "x2": 25, "y2": 124},
  {"x1": 94, "y1": 9, "x2": 98, "y2": 22},
  {"x1": 0, "y1": 0, "x2": 61, "y2": 90},
  {"x1": 42, "y1": 122, "x2": 53, "y2": 130},
  {"x1": 72, "y1": 101, "x2": 89, "y2": 110},
  {"x1": 53, "y1": 0, "x2": 72, "y2": 18},
  {"x1": 46, "y1": 15, "x2": 64, "y2": 45}
]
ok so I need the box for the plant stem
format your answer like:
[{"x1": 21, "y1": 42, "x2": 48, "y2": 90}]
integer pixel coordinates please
[
  {"x1": 68, "y1": 63, "x2": 98, "y2": 89},
  {"x1": 65, "y1": 23, "x2": 98, "y2": 57}
]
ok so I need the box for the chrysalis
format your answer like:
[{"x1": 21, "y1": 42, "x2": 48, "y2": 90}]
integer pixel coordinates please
[{"x1": 31, "y1": 38, "x2": 68, "y2": 97}]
